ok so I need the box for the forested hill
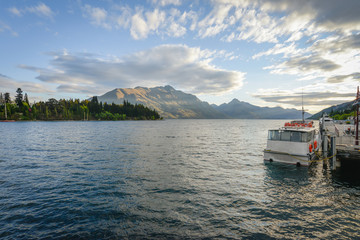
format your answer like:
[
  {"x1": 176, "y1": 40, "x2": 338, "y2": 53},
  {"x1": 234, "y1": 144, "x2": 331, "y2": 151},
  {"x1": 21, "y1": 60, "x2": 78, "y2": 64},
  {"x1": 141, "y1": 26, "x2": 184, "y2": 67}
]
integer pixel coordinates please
[
  {"x1": 0, "y1": 88, "x2": 161, "y2": 121},
  {"x1": 309, "y1": 100, "x2": 355, "y2": 120}
]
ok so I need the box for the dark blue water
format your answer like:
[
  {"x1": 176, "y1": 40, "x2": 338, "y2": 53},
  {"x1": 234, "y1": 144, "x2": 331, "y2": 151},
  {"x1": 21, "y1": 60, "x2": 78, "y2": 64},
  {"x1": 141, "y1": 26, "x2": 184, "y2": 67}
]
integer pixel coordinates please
[{"x1": 0, "y1": 120, "x2": 359, "y2": 239}]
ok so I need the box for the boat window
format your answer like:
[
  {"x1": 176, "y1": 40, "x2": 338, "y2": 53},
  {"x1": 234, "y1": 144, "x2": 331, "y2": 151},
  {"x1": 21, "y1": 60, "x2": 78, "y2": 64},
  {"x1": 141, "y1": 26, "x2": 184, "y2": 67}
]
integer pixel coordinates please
[
  {"x1": 310, "y1": 131, "x2": 314, "y2": 141},
  {"x1": 290, "y1": 131, "x2": 302, "y2": 142},
  {"x1": 268, "y1": 130, "x2": 280, "y2": 140},
  {"x1": 268, "y1": 130, "x2": 313, "y2": 142},
  {"x1": 301, "y1": 133, "x2": 307, "y2": 142},
  {"x1": 301, "y1": 132, "x2": 313, "y2": 142},
  {"x1": 280, "y1": 131, "x2": 291, "y2": 141}
]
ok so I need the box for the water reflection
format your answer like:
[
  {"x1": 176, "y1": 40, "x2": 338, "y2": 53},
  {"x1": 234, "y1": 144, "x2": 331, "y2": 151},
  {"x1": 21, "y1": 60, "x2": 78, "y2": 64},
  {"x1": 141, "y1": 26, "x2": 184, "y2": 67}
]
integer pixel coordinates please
[{"x1": 263, "y1": 161, "x2": 360, "y2": 239}]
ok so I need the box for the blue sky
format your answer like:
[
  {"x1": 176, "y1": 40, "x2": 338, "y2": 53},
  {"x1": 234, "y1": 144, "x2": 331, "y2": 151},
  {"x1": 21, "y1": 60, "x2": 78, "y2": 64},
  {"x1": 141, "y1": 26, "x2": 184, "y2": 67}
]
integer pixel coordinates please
[{"x1": 1, "y1": 0, "x2": 359, "y2": 113}]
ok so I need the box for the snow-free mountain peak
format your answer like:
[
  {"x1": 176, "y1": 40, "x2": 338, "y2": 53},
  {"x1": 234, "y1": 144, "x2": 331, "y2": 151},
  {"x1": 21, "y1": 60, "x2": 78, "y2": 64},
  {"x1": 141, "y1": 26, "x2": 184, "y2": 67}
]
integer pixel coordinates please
[{"x1": 95, "y1": 86, "x2": 309, "y2": 119}]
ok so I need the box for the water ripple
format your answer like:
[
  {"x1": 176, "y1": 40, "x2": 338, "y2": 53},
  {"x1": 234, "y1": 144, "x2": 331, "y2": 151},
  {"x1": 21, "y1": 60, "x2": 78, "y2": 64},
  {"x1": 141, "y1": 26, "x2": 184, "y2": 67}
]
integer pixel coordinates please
[{"x1": 0, "y1": 120, "x2": 359, "y2": 239}]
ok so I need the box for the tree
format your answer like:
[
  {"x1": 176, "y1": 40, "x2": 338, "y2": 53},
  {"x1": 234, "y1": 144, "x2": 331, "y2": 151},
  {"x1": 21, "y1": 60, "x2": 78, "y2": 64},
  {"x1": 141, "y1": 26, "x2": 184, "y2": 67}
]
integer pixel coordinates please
[
  {"x1": 4, "y1": 92, "x2": 10, "y2": 103},
  {"x1": 15, "y1": 88, "x2": 23, "y2": 107},
  {"x1": 24, "y1": 93, "x2": 29, "y2": 105}
]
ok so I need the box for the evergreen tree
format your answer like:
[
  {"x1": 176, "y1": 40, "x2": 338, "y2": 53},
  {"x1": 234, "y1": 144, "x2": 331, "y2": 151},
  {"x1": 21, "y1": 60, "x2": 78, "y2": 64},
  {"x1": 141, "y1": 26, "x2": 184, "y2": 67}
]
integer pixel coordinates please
[
  {"x1": 15, "y1": 88, "x2": 23, "y2": 107},
  {"x1": 4, "y1": 92, "x2": 10, "y2": 103},
  {"x1": 24, "y1": 93, "x2": 29, "y2": 105}
]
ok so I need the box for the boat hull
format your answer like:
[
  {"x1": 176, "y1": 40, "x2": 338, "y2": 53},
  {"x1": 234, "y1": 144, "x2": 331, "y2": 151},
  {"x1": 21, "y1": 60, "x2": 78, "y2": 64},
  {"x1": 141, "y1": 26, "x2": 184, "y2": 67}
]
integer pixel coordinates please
[{"x1": 264, "y1": 150, "x2": 314, "y2": 166}]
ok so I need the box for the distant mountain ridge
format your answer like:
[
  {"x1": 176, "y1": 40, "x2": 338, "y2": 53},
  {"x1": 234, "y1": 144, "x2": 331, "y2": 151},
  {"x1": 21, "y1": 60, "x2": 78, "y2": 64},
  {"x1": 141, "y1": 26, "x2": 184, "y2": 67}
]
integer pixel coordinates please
[
  {"x1": 213, "y1": 98, "x2": 311, "y2": 119},
  {"x1": 95, "y1": 86, "x2": 309, "y2": 119}
]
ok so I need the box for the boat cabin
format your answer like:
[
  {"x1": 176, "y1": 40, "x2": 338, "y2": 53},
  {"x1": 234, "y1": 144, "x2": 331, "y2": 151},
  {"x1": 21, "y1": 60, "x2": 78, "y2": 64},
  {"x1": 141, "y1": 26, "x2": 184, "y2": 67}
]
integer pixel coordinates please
[{"x1": 268, "y1": 129, "x2": 315, "y2": 143}]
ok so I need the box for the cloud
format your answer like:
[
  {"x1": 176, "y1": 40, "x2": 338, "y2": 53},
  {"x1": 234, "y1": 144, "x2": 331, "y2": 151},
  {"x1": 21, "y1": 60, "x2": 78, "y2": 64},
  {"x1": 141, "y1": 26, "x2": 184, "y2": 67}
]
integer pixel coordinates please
[
  {"x1": 252, "y1": 43, "x2": 304, "y2": 59},
  {"x1": 253, "y1": 34, "x2": 360, "y2": 111},
  {"x1": 253, "y1": 80, "x2": 359, "y2": 113},
  {"x1": 9, "y1": 3, "x2": 54, "y2": 19},
  {"x1": 8, "y1": 7, "x2": 22, "y2": 16},
  {"x1": 0, "y1": 73, "x2": 55, "y2": 97},
  {"x1": 193, "y1": 0, "x2": 360, "y2": 44},
  {"x1": 151, "y1": 0, "x2": 181, "y2": 6},
  {"x1": 0, "y1": 21, "x2": 18, "y2": 36},
  {"x1": 76, "y1": 0, "x2": 360, "y2": 45},
  {"x1": 258, "y1": 33, "x2": 360, "y2": 84},
  {"x1": 82, "y1": 5, "x2": 111, "y2": 29},
  {"x1": 254, "y1": 91, "x2": 355, "y2": 106},
  {"x1": 265, "y1": 55, "x2": 342, "y2": 77},
  {"x1": 310, "y1": 34, "x2": 360, "y2": 54},
  {"x1": 18, "y1": 45, "x2": 245, "y2": 96},
  {"x1": 198, "y1": 4, "x2": 234, "y2": 38},
  {"x1": 56, "y1": 84, "x2": 106, "y2": 95},
  {"x1": 26, "y1": 3, "x2": 54, "y2": 19},
  {"x1": 80, "y1": 3, "x2": 198, "y2": 39},
  {"x1": 260, "y1": 0, "x2": 360, "y2": 32},
  {"x1": 285, "y1": 55, "x2": 341, "y2": 72},
  {"x1": 115, "y1": 6, "x2": 132, "y2": 28},
  {"x1": 327, "y1": 73, "x2": 360, "y2": 83},
  {"x1": 129, "y1": 8, "x2": 192, "y2": 39},
  {"x1": 130, "y1": 11, "x2": 150, "y2": 39}
]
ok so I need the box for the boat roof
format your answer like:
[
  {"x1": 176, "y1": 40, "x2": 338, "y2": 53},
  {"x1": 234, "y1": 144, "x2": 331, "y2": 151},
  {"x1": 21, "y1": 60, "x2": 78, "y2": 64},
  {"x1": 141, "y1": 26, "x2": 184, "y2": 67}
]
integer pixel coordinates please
[
  {"x1": 268, "y1": 127, "x2": 316, "y2": 132},
  {"x1": 268, "y1": 120, "x2": 316, "y2": 132}
]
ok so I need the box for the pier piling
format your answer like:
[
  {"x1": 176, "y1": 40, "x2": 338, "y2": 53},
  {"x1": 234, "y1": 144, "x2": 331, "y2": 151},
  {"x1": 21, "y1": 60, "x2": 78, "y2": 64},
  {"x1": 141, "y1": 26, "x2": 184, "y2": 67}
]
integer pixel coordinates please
[{"x1": 330, "y1": 136, "x2": 336, "y2": 170}]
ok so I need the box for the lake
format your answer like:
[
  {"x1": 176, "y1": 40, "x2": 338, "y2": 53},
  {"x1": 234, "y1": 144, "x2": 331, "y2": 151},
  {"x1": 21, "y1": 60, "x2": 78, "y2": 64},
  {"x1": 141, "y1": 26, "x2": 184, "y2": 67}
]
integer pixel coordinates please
[{"x1": 0, "y1": 120, "x2": 359, "y2": 239}]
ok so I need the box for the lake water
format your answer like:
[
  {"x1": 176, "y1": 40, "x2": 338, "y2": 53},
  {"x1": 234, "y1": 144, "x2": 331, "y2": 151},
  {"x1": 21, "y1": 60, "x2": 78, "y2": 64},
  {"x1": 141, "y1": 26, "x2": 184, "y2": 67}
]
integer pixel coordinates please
[{"x1": 0, "y1": 120, "x2": 359, "y2": 239}]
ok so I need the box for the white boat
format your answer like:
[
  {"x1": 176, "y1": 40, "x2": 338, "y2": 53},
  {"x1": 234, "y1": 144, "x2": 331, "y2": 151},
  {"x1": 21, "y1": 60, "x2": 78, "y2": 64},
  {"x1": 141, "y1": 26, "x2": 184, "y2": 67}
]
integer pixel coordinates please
[
  {"x1": 264, "y1": 121, "x2": 321, "y2": 166},
  {"x1": 319, "y1": 113, "x2": 333, "y2": 127}
]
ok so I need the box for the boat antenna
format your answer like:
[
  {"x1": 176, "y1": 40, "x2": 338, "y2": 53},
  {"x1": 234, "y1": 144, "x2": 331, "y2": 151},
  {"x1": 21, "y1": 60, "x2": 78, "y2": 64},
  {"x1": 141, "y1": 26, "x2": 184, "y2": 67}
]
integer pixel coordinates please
[{"x1": 301, "y1": 83, "x2": 305, "y2": 123}]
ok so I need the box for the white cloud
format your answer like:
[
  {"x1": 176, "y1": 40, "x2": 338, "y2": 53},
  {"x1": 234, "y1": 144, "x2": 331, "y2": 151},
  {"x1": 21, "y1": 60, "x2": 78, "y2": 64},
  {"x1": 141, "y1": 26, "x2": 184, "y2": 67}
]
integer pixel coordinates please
[
  {"x1": 151, "y1": 0, "x2": 181, "y2": 7},
  {"x1": 26, "y1": 3, "x2": 54, "y2": 19},
  {"x1": 194, "y1": 0, "x2": 360, "y2": 45},
  {"x1": 83, "y1": 5, "x2": 111, "y2": 29},
  {"x1": 130, "y1": 11, "x2": 149, "y2": 39},
  {"x1": 8, "y1": 3, "x2": 54, "y2": 19},
  {"x1": 81, "y1": 3, "x2": 193, "y2": 40},
  {"x1": 145, "y1": 9, "x2": 166, "y2": 31},
  {"x1": 0, "y1": 21, "x2": 18, "y2": 36},
  {"x1": 76, "y1": 0, "x2": 360, "y2": 45},
  {"x1": 18, "y1": 45, "x2": 245, "y2": 96},
  {"x1": 198, "y1": 4, "x2": 233, "y2": 38},
  {"x1": 167, "y1": 22, "x2": 186, "y2": 37},
  {"x1": 130, "y1": 8, "x2": 192, "y2": 39},
  {"x1": 8, "y1": 7, "x2": 22, "y2": 16},
  {"x1": 115, "y1": 6, "x2": 132, "y2": 28},
  {"x1": 252, "y1": 43, "x2": 305, "y2": 59}
]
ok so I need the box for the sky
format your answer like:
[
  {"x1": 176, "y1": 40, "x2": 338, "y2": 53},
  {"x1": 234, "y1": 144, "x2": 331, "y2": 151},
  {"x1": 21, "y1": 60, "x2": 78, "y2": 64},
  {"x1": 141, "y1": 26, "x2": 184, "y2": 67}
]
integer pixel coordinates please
[{"x1": 0, "y1": 0, "x2": 359, "y2": 114}]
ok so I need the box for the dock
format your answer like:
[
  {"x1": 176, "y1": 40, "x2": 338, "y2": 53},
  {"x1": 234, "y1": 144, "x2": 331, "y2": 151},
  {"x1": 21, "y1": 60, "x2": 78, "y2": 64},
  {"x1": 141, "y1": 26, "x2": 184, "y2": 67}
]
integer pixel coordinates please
[{"x1": 320, "y1": 87, "x2": 360, "y2": 170}]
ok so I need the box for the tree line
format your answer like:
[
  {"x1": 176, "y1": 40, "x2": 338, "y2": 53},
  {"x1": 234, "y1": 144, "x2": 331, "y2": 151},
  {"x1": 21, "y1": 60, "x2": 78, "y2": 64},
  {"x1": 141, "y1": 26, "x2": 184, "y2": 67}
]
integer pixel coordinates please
[{"x1": 0, "y1": 88, "x2": 161, "y2": 121}]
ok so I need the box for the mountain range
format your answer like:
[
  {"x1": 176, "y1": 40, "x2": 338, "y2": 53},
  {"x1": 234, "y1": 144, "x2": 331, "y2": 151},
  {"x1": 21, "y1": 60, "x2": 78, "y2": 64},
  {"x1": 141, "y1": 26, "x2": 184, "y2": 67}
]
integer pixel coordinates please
[
  {"x1": 95, "y1": 85, "x2": 311, "y2": 119},
  {"x1": 213, "y1": 98, "x2": 311, "y2": 119}
]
